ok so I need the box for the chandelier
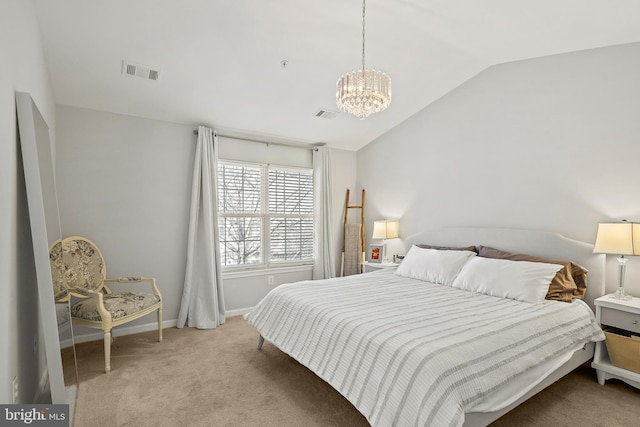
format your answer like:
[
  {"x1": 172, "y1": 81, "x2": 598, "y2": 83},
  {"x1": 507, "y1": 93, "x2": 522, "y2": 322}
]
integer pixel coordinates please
[{"x1": 336, "y1": 0, "x2": 391, "y2": 120}]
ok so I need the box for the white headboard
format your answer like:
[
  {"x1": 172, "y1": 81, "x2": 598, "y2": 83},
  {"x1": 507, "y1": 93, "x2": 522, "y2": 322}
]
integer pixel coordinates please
[{"x1": 405, "y1": 227, "x2": 605, "y2": 311}]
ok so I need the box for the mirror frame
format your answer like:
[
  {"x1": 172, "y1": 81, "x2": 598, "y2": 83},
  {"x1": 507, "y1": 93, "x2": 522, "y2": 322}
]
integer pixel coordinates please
[{"x1": 16, "y1": 92, "x2": 66, "y2": 403}]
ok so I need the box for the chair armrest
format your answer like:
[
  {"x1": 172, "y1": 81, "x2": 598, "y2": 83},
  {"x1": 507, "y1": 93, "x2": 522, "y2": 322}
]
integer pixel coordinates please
[
  {"x1": 104, "y1": 277, "x2": 145, "y2": 283},
  {"x1": 69, "y1": 289, "x2": 112, "y2": 323},
  {"x1": 104, "y1": 277, "x2": 162, "y2": 299},
  {"x1": 68, "y1": 288, "x2": 96, "y2": 298}
]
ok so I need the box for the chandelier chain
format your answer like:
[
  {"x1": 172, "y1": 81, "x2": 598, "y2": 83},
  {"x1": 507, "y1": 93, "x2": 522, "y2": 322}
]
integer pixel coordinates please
[
  {"x1": 362, "y1": 0, "x2": 366, "y2": 73},
  {"x1": 335, "y1": 0, "x2": 391, "y2": 119}
]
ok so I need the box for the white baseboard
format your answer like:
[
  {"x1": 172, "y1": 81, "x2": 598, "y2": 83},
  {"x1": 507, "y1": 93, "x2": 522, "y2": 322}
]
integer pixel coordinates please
[
  {"x1": 63, "y1": 309, "x2": 253, "y2": 346},
  {"x1": 72, "y1": 319, "x2": 178, "y2": 345},
  {"x1": 226, "y1": 307, "x2": 253, "y2": 317},
  {"x1": 60, "y1": 337, "x2": 74, "y2": 349}
]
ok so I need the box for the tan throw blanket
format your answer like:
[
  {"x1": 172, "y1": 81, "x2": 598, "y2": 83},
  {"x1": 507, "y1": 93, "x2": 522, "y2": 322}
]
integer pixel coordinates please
[{"x1": 342, "y1": 223, "x2": 362, "y2": 276}]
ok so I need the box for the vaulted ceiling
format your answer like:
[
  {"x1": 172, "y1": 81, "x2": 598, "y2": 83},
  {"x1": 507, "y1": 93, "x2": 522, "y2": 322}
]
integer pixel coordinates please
[{"x1": 34, "y1": 0, "x2": 640, "y2": 150}]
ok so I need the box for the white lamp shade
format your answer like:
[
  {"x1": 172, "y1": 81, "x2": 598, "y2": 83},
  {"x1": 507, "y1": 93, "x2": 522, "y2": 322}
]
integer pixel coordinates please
[
  {"x1": 372, "y1": 220, "x2": 399, "y2": 239},
  {"x1": 593, "y1": 222, "x2": 640, "y2": 255}
]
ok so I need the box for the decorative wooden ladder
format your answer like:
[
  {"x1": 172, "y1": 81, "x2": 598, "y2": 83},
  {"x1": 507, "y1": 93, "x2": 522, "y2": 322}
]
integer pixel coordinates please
[{"x1": 341, "y1": 189, "x2": 365, "y2": 276}]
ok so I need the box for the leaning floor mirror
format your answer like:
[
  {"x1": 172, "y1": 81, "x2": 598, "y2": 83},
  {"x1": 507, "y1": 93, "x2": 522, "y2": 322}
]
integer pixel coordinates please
[{"x1": 16, "y1": 92, "x2": 78, "y2": 409}]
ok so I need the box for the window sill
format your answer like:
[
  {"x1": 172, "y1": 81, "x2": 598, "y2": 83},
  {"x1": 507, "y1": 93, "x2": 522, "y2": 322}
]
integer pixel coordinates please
[{"x1": 222, "y1": 264, "x2": 313, "y2": 279}]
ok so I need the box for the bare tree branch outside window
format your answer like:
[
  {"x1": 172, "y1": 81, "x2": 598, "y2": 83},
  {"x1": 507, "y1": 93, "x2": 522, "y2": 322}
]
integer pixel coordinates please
[{"x1": 218, "y1": 162, "x2": 313, "y2": 266}]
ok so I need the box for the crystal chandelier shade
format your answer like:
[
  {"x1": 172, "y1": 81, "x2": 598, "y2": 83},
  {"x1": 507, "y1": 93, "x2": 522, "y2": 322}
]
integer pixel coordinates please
[
  {"x1": 336, "y1": 69, "x2": 391, "y2": 119},
  {"x1": 336, "y1": 0, "x2": 391, "y2": 120}
]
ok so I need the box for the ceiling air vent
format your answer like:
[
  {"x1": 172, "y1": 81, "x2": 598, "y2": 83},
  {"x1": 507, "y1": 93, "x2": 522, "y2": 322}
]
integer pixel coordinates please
[
  {"x1": 122, "y1": 60, "x2": 160, "y2": 81},
  {"x1": 314, "y1": 109, "x2": 337, "y2": 119}
]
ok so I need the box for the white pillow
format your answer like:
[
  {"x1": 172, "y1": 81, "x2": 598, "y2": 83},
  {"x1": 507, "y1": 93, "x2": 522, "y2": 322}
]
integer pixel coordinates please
[
  {"x1": 451, "y1": 257, "x2": 563, "y2": 303},
  {"x1": 395, "y1": 245, "x2": 476, "y2": 285}
]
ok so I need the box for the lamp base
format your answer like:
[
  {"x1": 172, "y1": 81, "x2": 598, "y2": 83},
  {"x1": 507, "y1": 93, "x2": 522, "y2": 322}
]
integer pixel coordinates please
[{"x1": 609, "y1": 287, "x2": 633, "y2": 301}]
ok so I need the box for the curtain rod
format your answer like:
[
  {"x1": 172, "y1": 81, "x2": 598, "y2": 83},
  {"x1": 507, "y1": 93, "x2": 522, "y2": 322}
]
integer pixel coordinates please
[{"x1": 193, "y1": 129, "x2": 318, "y2": 151}]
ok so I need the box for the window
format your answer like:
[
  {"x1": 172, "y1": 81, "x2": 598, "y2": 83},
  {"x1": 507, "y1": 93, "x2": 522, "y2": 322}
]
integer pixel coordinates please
[{"x1": 217, "y1": 161, "x2": 313, "y2": 267}]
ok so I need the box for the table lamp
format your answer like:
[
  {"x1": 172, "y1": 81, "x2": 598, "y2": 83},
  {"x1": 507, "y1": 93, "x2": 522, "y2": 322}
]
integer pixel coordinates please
[
  {"x1": 372, "y1": 220, "x2": 399, "y2": 262},
  {"x1": 593, "y1": 222, "x2": 640, "y2": 300}
]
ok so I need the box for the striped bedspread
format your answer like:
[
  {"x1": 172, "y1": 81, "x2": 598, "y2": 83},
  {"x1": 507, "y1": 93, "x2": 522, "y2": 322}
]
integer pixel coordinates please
[{"x1": 246, "y1": 269, "x2": 604, "y2": 427}]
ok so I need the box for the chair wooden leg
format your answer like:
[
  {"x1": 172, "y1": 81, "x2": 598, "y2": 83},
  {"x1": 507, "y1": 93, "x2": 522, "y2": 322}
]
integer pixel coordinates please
[
  {"x1": 157, "y1": 307, "x2": 163, "y2": 342},
  {"x1": 104, "y1": 330, "x2": 112, "y2": 373}
]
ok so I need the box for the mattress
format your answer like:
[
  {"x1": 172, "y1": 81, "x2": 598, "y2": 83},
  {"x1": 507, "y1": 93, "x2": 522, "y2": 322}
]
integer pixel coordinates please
[{"x1": 246, "y1": 268, "x2": 604, "y2": 427}]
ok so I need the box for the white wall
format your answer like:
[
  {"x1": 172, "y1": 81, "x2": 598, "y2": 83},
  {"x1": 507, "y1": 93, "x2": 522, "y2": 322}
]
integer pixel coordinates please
[
  {"x1": 55, "y1": 106, "x2": 356, "y2": 331},
  {"x1": 0, "y1": 0, "x2": 57, "y2": 404},
  {"x1": 331, "y1": 148, "x2": 358, "y2": 276},
  {"x1": 357, "y1": 42, "x2": 640, "y2": 296},
  {"x1": 56, "y1": 106, "x2": 195, "y2": 332}
]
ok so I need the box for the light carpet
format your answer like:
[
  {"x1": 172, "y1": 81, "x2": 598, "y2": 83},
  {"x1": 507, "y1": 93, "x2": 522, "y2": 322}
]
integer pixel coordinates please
[{"x1": 65, "y1": 316, "x2": 640, "y2": 427}]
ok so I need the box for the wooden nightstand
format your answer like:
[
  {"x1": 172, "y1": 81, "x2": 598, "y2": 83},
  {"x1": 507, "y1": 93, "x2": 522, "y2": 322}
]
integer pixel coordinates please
[
  {"x1": 591, "y1": 295, "x2": 640, "y2": 389},
  {"x1": 362, "y1": 261, "x2": 399, "y2": 273}
]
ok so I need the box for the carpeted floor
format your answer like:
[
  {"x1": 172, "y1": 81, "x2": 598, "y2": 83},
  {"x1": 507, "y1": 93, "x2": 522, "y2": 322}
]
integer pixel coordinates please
[{"x1": 64, "y1": 316, "x2": 640, "y2": 427}]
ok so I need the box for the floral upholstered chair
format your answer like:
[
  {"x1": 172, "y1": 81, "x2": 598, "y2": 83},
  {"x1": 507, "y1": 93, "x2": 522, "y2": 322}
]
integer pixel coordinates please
[{"x1": 50, "y1": 236, "x2": 162, "y2": 373}]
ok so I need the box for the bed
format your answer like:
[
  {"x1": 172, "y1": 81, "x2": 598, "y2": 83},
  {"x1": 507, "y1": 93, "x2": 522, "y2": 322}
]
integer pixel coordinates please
[{"x1": 245, "y1": 227, "x2": 606, "y2": 427}]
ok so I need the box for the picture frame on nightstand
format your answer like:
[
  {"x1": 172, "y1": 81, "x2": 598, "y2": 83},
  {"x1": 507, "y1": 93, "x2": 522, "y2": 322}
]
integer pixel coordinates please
[{"x1": 368, "y1": 244, "x2": 384, "y2": 263}]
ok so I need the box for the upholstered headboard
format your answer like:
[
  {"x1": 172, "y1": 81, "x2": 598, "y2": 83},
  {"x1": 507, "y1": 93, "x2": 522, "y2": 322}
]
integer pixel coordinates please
[{"x1": 404, "y1": 227, "x2": 605, "y2": 311}]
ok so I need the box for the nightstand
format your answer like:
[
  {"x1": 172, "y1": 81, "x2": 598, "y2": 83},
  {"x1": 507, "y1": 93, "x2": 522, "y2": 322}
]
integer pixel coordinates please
[
  {"x1": 362, "y1": 261, "x2": 399, "y2": 273},
  {"x1": 591, "y1": 295, "x2": 640, "y2": 389}
]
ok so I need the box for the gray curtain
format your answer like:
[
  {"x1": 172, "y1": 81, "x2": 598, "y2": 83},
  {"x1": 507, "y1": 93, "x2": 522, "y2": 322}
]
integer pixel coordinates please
[
  {"x1": 312, "y1": 145, "x2": 336, "y2": 279},
  {"x1": 177, "y1": 126, "x2": 225, "y2": 328}
]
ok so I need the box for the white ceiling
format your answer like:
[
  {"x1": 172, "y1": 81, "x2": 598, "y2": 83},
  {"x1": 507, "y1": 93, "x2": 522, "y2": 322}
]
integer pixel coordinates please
[{"x1": 34, "y1": 0, "x2": 640, "y2": 151}]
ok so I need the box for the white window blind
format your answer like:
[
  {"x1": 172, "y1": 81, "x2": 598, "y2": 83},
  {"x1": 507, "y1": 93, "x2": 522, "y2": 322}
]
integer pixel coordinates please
[
  {"x1": 218, "y1": 161, "x2": 313, "y2": 267},
  {"x1": 268, "y1": 168, "x2": 314, "y2": 262}
]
